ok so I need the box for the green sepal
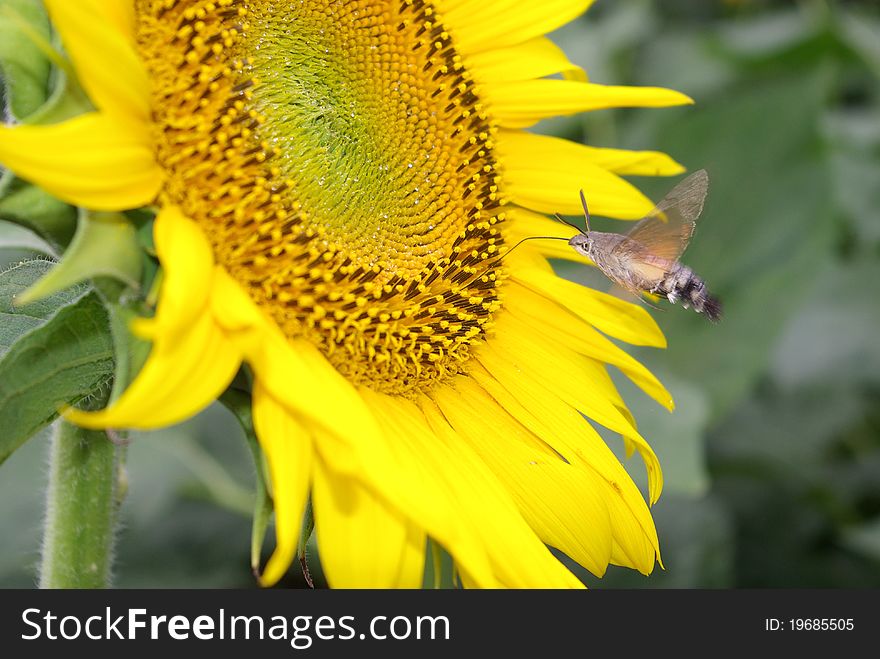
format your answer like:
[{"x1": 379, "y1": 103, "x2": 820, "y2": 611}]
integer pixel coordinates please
[
  {"x1": 0, "y1": 0, "x2": 93, "y2": 125},
  {"x1": 101, "y1": 297, "x2": 151, "y2": 405},
  {"x1": 297, "y1": 497, "x2": 315, "y2": 587},
  {"x1": 219, "y1": 386, "x2": 275, "y2": 577},
  {"x1": 431, "y1": 540, "x2": 443, "y2": 589},
  {"x1": 425, "y1": 540, "x2": 455, "y2": 589},
  {"x1": 0, "y1": 0, "x2": 53, "y2": 121},
  {"x1": 17, "y1": 209, "x2": 142, "y2": 306}
]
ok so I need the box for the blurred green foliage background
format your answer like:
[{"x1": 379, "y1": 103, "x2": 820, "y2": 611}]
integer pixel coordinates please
[
  {"x1": 1, "y1": 0, "x2": 879, "y2": 588},
  {"x1": 551, "y1": 0, "x2": 880, "y2": 588}
]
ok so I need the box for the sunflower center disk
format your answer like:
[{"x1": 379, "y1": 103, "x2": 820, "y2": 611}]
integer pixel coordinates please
[{"x1": 136, "y1": 0, "x2": 506, "y2": 394}]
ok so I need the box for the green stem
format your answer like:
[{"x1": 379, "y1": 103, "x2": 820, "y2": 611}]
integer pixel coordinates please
[{"x1": 39, "y1": 419, "x2": 121, "y2": 588}]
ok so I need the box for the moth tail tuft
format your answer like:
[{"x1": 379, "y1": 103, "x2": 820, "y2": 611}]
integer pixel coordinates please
[{"x1": 702, "y1": 294, "x2": 723, "y2": 322}]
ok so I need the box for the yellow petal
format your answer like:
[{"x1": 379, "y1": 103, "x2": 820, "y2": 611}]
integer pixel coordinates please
[
  {"x1": 513, "y1": 265, "x2": 667, "y2": 347},
  {"x1": 571, "y1": 146, "x2": 686, "y2": 177},
  {"x1": 482, "y1": 322, "x2": 632, "y2": 438},
  {"x1": 433, "y1": 379, "x2": 614, "y2": 577},
  {"x1": 243, "y1": 332, "x2": 385, "y2": 463},
  {"x1": 466, "y1": 37, "x2": 583, "y2": 84},
  {"x1": 485, "y1": 79, "x2": 693, "y2": 128},
  {"x1": 135, "y1": 208, "x2": 216, "y2": 340},
  {"x1": 466, "y1": 362, "x2": 661, "y2": 572},
  {"x1": 101, "y1": 0, "x2": 137, "y2": 41},
  {"x1": 497, "y1": 130, "x2": 657, "y2": 219},
  {"x1": 357, "y1": 390, "x2": 505, "y2": 587},
  {"x1": 445, "y1": 0, "x2": 595, "y2": 54},
  {"x1": 0, "y1": 113, "x2": 161, "y2": 210},
  {"x1": 479, "y1": 319, "x2": 663, "y2": 503},
  {"x1": 507, "y1": 206, "x2": 581, "y2": 240},
  {"x1": 505, "y1": 281, "x2": 674, "y2": 410},
  {"x1": 44, "y1": 0, "x2": 150, "y2": 120},
  {"x1": 409, "y1": 392, "x2": 585, "y2": 588},
  {"x1": 505, "y1": 165, "x2": 653, "y2": 220},
  {"x1": 313, "y1": 456, "x2": 426, "y2": 588},
  {"x1": 238, "y1": 334, "x2": 499, "y2": 586},
  {"x1": 208, "y1": 268, "x2": 275, "y2": 349},
  {"x1": 65, "y1": 309, "x2": 242, "y2": 430},
  {"x1": 369, "y1": 390, "x2": 573, "y2": 588},
  {"x1": 252, "y1": 385, "x2": 313, "y2": 587},
  {"x1": 509, "y1": 238, "x2": 591, "y2": 266}
]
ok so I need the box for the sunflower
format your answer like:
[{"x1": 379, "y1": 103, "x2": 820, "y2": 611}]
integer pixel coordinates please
[{"x1": 0, "y1": 0, "x2": 692, "y2": 588}]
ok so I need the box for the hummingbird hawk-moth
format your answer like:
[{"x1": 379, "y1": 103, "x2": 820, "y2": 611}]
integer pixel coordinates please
[{"x1": 558, "y1": 169, "x2": 721, "y2": 321}]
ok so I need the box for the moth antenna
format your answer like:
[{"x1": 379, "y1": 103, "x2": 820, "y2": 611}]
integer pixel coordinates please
[
  {"x1": 579, "y1": 189, "x2": 592, "y2": 232},
  {"x1": 552, "y1": 212, "x2": 585, "y2": 234},
  {"x1": 502, "y1": 235, "x2": 570, "y2": 258}
]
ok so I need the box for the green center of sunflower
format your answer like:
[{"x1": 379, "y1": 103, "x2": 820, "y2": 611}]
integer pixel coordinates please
[{"x1": 136, "y1": 0, "x2": 506, "y2": 395}]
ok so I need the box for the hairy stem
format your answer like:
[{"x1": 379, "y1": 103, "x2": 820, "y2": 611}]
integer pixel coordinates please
[{"x1": 39, "y1": 418, "x2": 121, "y2": 588}]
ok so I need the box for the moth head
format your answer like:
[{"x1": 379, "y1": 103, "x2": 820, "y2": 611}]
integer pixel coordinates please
[{"x1": 568, "y1": 232, "x2": 594, "y2": 258}]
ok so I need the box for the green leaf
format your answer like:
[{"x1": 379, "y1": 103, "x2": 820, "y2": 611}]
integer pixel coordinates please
[
  {"x1": 17, "y1": 210, "x2": 142, "y2": 305},
  {"x1": 710, "y1": 382, "x2": 868, "y2": 470},
  {"x1": 0, "y1": 173, "x2": 77, "y2": 250},
  {"x1": 715, "y1": 8, "x2": 822, "y2": 61},
  {"x1": 836, "y1": 8, "x2": 880, "y2": 78},
  {"x1": 0, "y1": 259, "x2": 84, "y2": 356},
  {"x1": 832, "y1": 150, "x2": 880, "y2": 245},
  {"x1": 709, "y1": 382, "x2": 880, "y2": 587},
  {"x1": 842, "y1": 517, "x2": 880, "y2": 562},
  {"x1": 771, "y1": 260, "x2": 880, "y2": 389},
  {"x1": 636, "y1": 30, "x2": 738, "y2": 101},
  {"x1": 297, "y1": 497, "x2": 315, "y2": 587},
  {"x1": 0, "y1": 219, "x2": 55, "y2": 256},
  {"x1": 0, "y1": 290, "x2": 114, "y2": 464},
  {"x1": 0, "y1": 0, "x2": 52, "y2": 120},
  {"x1": 824, "y1": 108, "x2": 880, "y2": 247},
  {"x1": 823, "y1": 107, "x2": 880, "y2": 150},
  {"x1": 0, "y1": 218, "x2": 56, "y2": 270},
  {"x1": 0, "y1": 0, "x2": 93, "y2": 125}
]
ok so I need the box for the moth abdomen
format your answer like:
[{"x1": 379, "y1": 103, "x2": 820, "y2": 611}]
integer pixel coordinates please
[
  {"x1": 656, "y1": 264, "x2": 722, "y2": 322},
  {"x1": 562, "y1": 170, "x2": 721, "y2": 322}
]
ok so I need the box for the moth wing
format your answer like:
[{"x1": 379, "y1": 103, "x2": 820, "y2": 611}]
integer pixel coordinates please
[
  {"x1": 606, "y1": 283, "x2": 666, "y2": 312},
  {"x1": 626, "y1": 258, "x2": 668, "y2": 283},
  {"x1": 623, "y1": 169, "x2": 709, "y2": 261}
]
